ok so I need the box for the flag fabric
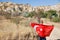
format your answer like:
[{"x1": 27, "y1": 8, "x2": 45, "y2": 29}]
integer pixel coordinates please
[{"x1": 30, "y1": 23, "x2": 54, "y2": 37}]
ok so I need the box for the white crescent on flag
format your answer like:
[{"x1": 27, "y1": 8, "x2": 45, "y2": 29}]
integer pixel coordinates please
[{"x1": 34, "y1": 25, "x2": 39, "y2": 31}]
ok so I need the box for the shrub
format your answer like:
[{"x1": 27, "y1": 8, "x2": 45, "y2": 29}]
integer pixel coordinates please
[
  {"x1": 4, "y1": 13, "x2": 11, "y2": 19},
  {"x1": 51, "y1": 17, "x2": 60, "y2": 22}
]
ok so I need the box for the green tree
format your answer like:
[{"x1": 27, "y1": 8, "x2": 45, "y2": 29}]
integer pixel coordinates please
[
  {"x1": 33, "y1": 9, "x2": 44, "y2": 23},
  {"x1": 35, "y1": 9, "x2": 44, "y2": 18},
  {"x1": 23, "y1": 11, "x2": 35, "y2": 18},
  {"x1": 45, "y1": 10, "x2": 57, "y2": 19}
]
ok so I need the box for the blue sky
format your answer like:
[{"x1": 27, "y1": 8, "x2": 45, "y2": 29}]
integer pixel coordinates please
[{"x1": 0, "y1": 0, "x2": 60, "y2": 6}]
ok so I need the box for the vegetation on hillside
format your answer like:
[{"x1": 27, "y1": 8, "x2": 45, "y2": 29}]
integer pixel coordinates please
[
  {"x1": 0, "y1": 9, "x2": 60, "y2": 23},
  {"x1": 23, "y1": 9, "x2": 60, "y2": 22}
]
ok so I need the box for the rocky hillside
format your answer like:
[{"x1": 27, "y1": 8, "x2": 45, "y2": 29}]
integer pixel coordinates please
[
  {"x1": 0, "y1": 2, "x2": 60, "y2": 13},
  {"x1": 0, "y1": 2, "x2": 33, "y2": 13}
]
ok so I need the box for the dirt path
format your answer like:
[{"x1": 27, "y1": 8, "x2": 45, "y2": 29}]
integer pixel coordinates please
[{"x1": 47, "y1": 27, "x2": 60, "y2": 40}]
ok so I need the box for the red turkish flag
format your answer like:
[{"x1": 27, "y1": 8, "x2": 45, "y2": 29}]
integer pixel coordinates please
[{"x1": 30, "y1": 23, "x2": 54, "y2": 37}]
